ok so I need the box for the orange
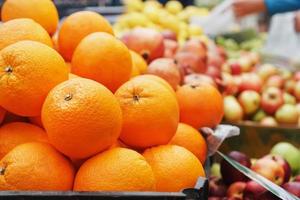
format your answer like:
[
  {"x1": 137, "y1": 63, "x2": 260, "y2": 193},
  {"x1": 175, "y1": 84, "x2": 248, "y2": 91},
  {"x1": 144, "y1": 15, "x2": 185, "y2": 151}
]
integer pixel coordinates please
[
  {"x1": 0, "y1": 18, "x2": 53, "y2": 50},
  {"x1": 132, "y1": 74, "x2": 175, "y2": 96},
  {"x1": 0, "y1": 142, "x2": 75, "y2": 190},
  {"x1": 143, "y1": 145, "x2": 205, "y2": 192},
  {"x1": 115, "y1": 78, "x2": 179, "y2": 149},
  {"x1": 0, "y1": 107, "x2": 6, "y2": 125},
  {"x1": 74, "y1": 148, "x2": 156, "y2": 191},
  {"x1": 176, "y1": 83, "x2": 224, "y2": 129},
  {"x1": 42, "y1": 78, "x2": 122, "y2": 159},
  {"x1": 170, "y1": 123, "x2": 207, "y2": 164},
  {"x1": 130, "y1": 50, "x2": 147, "y2": 74},
  {"x1": 1, "y1": 0, "x2": 59, "y2": 35},
  {"x1": 58, "y1": 11, "x2": 114, "y2": 61},
  {"x1": 131, "y1": 63, "x2": 140, "y2": 78},
  {"x1": 72, "y1": 32, "x2": 132, "y2": 92},
  {"x1": 29, "y1": 116, "x2": 43, "y2": 128},
  {"x1": 0, "y1": 41, "x2": 69, "y2": 117},
  {"x1": 0, "y1": 122, "x2": 48, "y2": 159}
]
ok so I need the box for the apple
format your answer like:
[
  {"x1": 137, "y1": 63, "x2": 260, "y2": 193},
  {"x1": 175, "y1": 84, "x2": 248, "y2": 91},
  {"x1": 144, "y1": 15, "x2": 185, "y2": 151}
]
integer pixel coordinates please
[
  {"x1": 257, "y1": 64, "x2": 278, "y2": 81},
  {"x1": 178, "y1": 38, "x2": 207, "y2": 60},
  {"x1": 282, "y1": 182, "x2": 300, "y2": 197},
  {"x1": 207, "y1": 52, "x2": 224, "y2": 69},
  {"x1": 163, "y1": 39, "x2": 178, "y2": 58},
  {"x1": 284, "y1": 79, "x2": 296, "y2": 94},
  {"x1": 280, "y1": 69, "x2": 292, "y2": 81},
  {"x1": 275, "y1": 104, "x2": 299, "y2": 124},
  {"x1": 161, "y1": 30, "x2": 177, "y2": 41},
  {"x1": 283, "y1": 92, "x2": 296, "y2": 105},
  {"x1": 263, "y1": 155, "x2": 291, "y2": 183},
  {"x1": 121, "y1": 28, "x2": 164, "y2": 63},
  {"x1": 209, "y1": 176, "x2": 227, "y2": 197},
  {"x1": 243, "y1": 181, "x2": 267, "y2": 200},
  {"x1": 265, "y1": 75, "x2": 285, "y2": 89},
  {"x1": 294, "y1": 175, "x2": 300, "y2": 182},
  {"x1": 221, "y1": 73, "x2": 239, "y2": 95},
  {"x1": 261, "y1": 87, "x2": 284, "y2": 115},
  {"x1": 294, "y1": 71, "x2": 300, "y2": 81},
  {"x1": 251, "y1": 158, "x2": 285, "y2": 185},
  {"x1": 252, "y1": 110, "x2": 267, "y2": 122},
  {"x1": 227, "y1": 182, "x2": 246, "y2": 200},
  {"x1": 206, "y1": 66, "x2": 222, "y2": 80},
  {"x1": 216, "y1": 46, "x2": 227, "y2": 60},
  {"x1": 248, "y1": 52, "x2": 260, "y2": 66},
  {"x1": 294, "y1": 81, "x2": 300, "y2": 101},
  {"x1": 211, "y1": 163, "x2": 221, "y2": 178},
  {"x1": 220, "y1": 151, "x2": 251, "y2": 185},
  {"x1": 229, "y1": 62, "x2": 242, "y2": 75},
  {"x1": 238, "y1": 90, "x2": 261, "y2": 115},
  {"x1": 238, "y1": 73, "x2": 263, "y2": 93},
  {"x1": 224, "y1": 96, "x2": 244, "y2": 123},
  {"x1": 238, "y1": 57, "x2": 253, "y2": 72},
  {"x1": 183, "y1": 74, "x2": 216, "y2": 88},
  {"x1": 175, "y1": 52, "x2": 207, "y2": 75},
  {"x1": 147, "y1": 58, "x2": 181, "y2": 90},
  {"x1": 260, "y1": 117, "x2": 278, "y2": 127},
  {"x1": 271, "y1": 142, "x2": 300, "y2": 173}
]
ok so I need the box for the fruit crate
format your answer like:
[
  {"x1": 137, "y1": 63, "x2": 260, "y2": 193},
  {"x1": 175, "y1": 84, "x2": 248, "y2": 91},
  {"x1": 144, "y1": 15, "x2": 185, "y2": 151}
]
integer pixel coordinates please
[
  {"x1": 220, "y1": 122, "x2": 300, "y2": 158},
  {"x1": 0, "y1": 177, "x2": 208, "y2": 200}
]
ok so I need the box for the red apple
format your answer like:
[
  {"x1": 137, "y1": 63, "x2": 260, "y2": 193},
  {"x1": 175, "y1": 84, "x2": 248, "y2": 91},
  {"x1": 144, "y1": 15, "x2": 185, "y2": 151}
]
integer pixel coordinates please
[
  {"x1": 282, "y1": 182, "x2": 300, "y2": 197},
  {"x1": 294, "y1": 71, "x2": 300, "y2": 81},
  {"x1": 216, "y1": 46, "x2": 227, "y2": 60},
  {"x1": 161, "y1": 30, "x2": 177, "y2": 41},
  {"x1": 238, "y1": 90, "x2": 261, "y2": 115},
  {"x1": 220, "y1": 151, "x2": 251, "y2": 185},
  {"x1": 251, "y1": 158, "x2": 285, "y2": 185},
  {"x1": 263, "y1": 155, "x2": 291, "y2": 183},
  {"x1": 183, "y1": 74, "x2": 216, "y2": 87},
  {"x1": 260, "y1": 117, "x2": 278, "y2": 127},
  {"x1": 294, "y1": 81, "x2": 300, "y2": 101},
  {"x1": 221, "y1": 73, "x2": 239, "y2": 95},
  {"x1": 294, "y1": 175, "x2": 300, "y2": 182},
  {"x1": 238, "y1": 57, "x2": 253, "y2": 72},
  {"x1": 261, "y1": 87, "x2": 284, "y2": 115},
  {"x1": 224, "y1": 96, "x2": 244, "y2": 123},
  {"x1": 147, "y1": 58, "x2": 181, "y2": 90},
  {"x1": 121, "y1": 28, "x2": 164, "y2": 63},
  {"x1": 275, "y1": 104, "x2": 299, "y2": 124},
  {"x1": 238, "y1": 73, "x2": 263, "y2": 93},
  {"x1": 209, "y1": 176, "x2": 227, "y2": 197},
  {"x1": 178, "y1": 38, "x2": 207, "y2": 60},
  {"x1": 265, "y1": 75, "x2": 285, "y2": 89},
  {"x1": 257, "y1": 64, "x2": 278, "y2": 81},
  {"x1": 175, "y1": 52, "x2": 207, "y2": 75},
  {"x1": 284, "y1": 79, "x2": 296, "y2": 94},
  {"x1": 244, "y1": 181, "x2": 267, "y2": 200},
  {"x1": 230, "y1": 62, "x2": 242, "y2": 75},
  {"x1": 227, "y1": 182, "x2": 246, "y2": 200},
  {"x1": 207, "y1": 52, "x2": 224, "y2": 69},
  {"x1": 163, "y1": 39, "x2": 178, "y2": 58},
  {"x1": 206, "y1": 66, "x2": 222, "y2": 80}
]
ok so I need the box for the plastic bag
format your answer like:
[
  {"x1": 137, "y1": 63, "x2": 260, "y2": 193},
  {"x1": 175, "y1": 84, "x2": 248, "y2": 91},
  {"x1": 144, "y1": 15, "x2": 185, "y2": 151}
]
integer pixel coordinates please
[
  {"x1": 190, "y1": 0, "x2": 258, "y2": 36},
  {"x1": 262, "y1": 12, "x2": 300, "y2": 63}
]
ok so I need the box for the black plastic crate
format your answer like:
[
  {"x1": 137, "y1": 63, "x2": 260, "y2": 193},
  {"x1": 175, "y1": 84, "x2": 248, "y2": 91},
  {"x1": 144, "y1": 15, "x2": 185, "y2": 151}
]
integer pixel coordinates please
[{"x1": 0, "y1": 177, "x2": 208, "y2": 200}]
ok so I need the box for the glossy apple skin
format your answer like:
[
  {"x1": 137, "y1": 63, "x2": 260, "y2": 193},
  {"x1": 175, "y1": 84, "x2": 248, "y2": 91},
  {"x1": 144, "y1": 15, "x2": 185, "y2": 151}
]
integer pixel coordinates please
[
  {"x1": 121, "y1": 28, "x2": 164, "y2": 63},
  {"x1": 263, "y1": 155, "x2": 291, "y2": 183},
  {"x1": 209, "y1": 176, "x2": 227, "y2": 197},
  {"x1": 238, "y1": 73, "x2": 263, "y2": 93},
  {"x1": 265, "y1": 75, "x2": 285, "y2": 89},
  {"x1": 220, "y1": 151, "x2": 251, "y2": 185},
  {"x1": 282, "y1": 182, "x2": 300, "y2": 197},
  {"x1": 227, "y1": 182, "x2": 246, "y2": 200},
  {"x1": 261, "y1": 87, "x2": 284, "y2": 115},
  {"x1": 238, "y1": 90, "x2": 261, "y2": 115},
  {"x1": 251, "y1": 158, "x2": 285, "y2": 186},
  {"x1": 244, "y1": 181, "x2": 267, "y2": 200},
  {"x1": 260, "y1": 117, "x2": 278, "y2": 127}
]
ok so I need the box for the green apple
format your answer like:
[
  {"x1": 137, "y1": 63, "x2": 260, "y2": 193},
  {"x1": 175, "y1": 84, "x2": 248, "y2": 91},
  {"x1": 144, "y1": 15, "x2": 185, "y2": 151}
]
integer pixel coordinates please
[
  {"x1": 211, "y1": 163, "x2": 221, "y2": 178},
  {"x1": 275, "y1": 104, "x2": 299, "y2": 124},
  {"x1": 252, "y1": 110, "x2": 266, "y2": 122},
  {"x1": 271, "y1": 142, "x2": 300, "y2": 173}
]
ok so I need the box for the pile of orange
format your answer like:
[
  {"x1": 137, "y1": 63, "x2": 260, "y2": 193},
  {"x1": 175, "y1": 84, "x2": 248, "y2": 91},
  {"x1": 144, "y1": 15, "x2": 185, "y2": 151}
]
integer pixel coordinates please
[{"x1": 0, "y1": 0, "x2": 224, "y2": 193}]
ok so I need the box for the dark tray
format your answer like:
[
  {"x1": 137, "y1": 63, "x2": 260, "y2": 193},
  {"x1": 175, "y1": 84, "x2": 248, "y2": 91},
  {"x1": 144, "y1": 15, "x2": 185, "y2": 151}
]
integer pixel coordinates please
[{"x1": 0, "y1": 177, "x2": 208, "y2": 200}]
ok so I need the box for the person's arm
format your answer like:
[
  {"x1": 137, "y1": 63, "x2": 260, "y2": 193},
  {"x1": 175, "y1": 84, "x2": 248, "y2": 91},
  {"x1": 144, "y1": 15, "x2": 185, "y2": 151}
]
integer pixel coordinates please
[
  {"x1": 233, "y1": 0, "x2": 300, "y2": 17},
  {"x1": 265, "y1": 0, "x2": 300, "y2": 15}
]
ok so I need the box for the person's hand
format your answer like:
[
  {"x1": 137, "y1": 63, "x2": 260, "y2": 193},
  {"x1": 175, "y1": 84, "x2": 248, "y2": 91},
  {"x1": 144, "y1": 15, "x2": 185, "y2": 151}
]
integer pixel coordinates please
[{"x1": 232, "y1": 0, "x2": 267, "y2": 18}]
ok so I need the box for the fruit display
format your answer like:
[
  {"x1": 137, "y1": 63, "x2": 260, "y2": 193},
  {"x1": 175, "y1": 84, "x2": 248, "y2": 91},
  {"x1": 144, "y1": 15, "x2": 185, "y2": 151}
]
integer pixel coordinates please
[
  {"x1": 0, "y1": 0, "x2": 226, "y2": 194},
  {"x1": 210, "y1": 142, "x2": 300, "y2": 199},
  {"x1": 114, "y1": 0, "x2": 210, "y2": 44}
]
